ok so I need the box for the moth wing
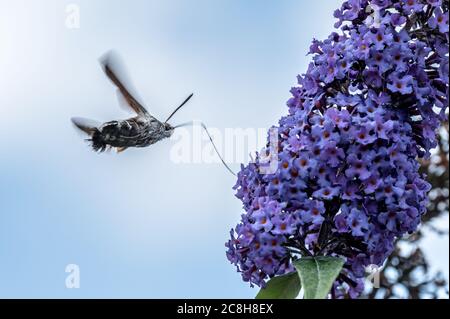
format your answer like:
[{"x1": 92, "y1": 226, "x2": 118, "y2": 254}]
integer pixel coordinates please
[
  {"x1": 71, "y1": 117, "x2": 100, "y2": 136},
  {"x1": 115, "y1": 89, "x2": 152, "y2": 119},
  {"x1": 100, "y1": 50, "x2": 150, "y2": 117},
  {"x1": 115, "y1": 89, "x2": 132, "y2": 114}
]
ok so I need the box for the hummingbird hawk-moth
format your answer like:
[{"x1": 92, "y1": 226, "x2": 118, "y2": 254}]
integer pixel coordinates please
[
  {"x1": 71, "y1": 51, "x2": 193, "y2": 153},
  {"x1": 72, "y1": 51, "x2": 235, "y2": 176}
]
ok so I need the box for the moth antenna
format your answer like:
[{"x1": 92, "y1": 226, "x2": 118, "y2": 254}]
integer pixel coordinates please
[
  {"x1": 173, "y1": 121, "x2": 237, "y2": 177},
  {"x1": 165, "y1": 93, "x2": 194, "y2": 123}
]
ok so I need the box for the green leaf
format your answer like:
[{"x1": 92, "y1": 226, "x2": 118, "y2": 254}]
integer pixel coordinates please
[
  {"x1": 293, "y1": 256, "x2": 344, "y2": 299},
  {"x1": 255, "y1": 271, "x2": 301, "y2": 299}
]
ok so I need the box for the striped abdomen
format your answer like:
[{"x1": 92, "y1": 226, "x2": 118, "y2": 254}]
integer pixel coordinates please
[{"x1": 91, "y1": 117, "x2": 173, "y2": 152}]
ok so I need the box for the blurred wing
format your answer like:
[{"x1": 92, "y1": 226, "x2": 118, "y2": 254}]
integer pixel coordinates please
[
  {"x1": 100, "y1": 51, "x2": 149, "y2": 117},
  {"x1": 71, "y1": 117, "x2": 100, "y2": 136},
  {"x1": 115, "y1": 89, "x2": 142, "y2": 116}
]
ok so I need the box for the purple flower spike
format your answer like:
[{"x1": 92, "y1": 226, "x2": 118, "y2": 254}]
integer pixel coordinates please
[{"x1": 227, "y1": 0, "x2": 448, "y2": 298}]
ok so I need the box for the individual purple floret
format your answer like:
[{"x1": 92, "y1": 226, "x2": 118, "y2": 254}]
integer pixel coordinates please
[{"x1": 226, "y1": 0, "x2": 448, "y2": 298}]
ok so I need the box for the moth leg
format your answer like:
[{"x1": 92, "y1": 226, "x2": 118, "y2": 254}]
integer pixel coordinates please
[{"x1": 116, "y1": 147, "x2": 128, "y2": 153}]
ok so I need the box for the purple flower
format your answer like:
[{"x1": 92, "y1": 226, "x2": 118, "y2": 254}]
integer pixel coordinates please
[
  {"x1": 279, "y1": 153, "x2": 297, "y2": 181},
  {"x1": 368, "y1": 90, "x2": 391, "y2": 107},
  {"x1": 354, "y1": 124, "x2": 377, "y2": 145},
  {"x1": 387, "y1": 45, "x2": 410, "y2": 72},
  {"x1": 378, "y1": 210, "x2": 405, "y2": 232},
  {"x1": 293, "y1": 153, "x2": 316, "y2": 177},
  {"x1": 387, "y1": 74, "x2": 414, "y2": 94},
  {"x1": 372, "y1": 0, "x2": 392, "y2": 8},
  {"x1": 335, "y1": 212, "x2": 349, "y2": 233},
  {"x1": 322, "y1": 141, "x2": 346, "y2": 167},
  {"x1": 313, "y1": 186, "x2": 340, "y2": 200},
  {"x1": 251, "y1": 209, "x2": 273, "y2": 232},
  {"x1": 309, "y1": 38, "x2": 323, "y2": 55},
  {"x1": 312, "y1": 123, "x2": 341, "y2": 148},
  {"x1": 366, "y1": 26, "x2": 393, "y2": 50},
  {"x1": 266, "y1": 176, "x2": 283, "y2": 197},
  {"x1": 345, "y1": 153, "x2": 372, "y2": 180},
  {"x1": 363, "y1": 173, "x2": 382, "y2": 194},
  {"x1": 390, "y1": 13, "x2": 407, "y2": 26},
  {"x1": 342, "y1": 181, "x2": 362, "y2": 200},
  {"x1": 353, "y1": 36, "x2": 371, "y2": 60},
  {"x1": 439, "y1": 58, "x2": 449, "y2": 84},
  {"x1": 369, "y1": 50, "x2": 391, "y2": 73},
  {"x1": 428, "y1": 8, "x2": 449, "y2": 33},
  {"x1": 348, "y1": 208, "x2": 369, "y2": 237},
  {"x1": 298, "y1": 200, "x2": 326, "y2": 226},
  {"x1": 321, "y1": 62, "x2": 339, "y2": 83},
  {"x1": 271, "y1": 215, "x2": 297, "y2": 235},
  {"x1": 339, "y1": 0, "x2": 363, "y2": 21},
  {"x1": 427, "y1": 0, "x2": 442, "y2": 7},
  {"x1": 402, "y1": 0, "x2": 424, "y2": 13},
  {"x1": 375, "y1": 176, "x2": 405, "y2": 204},
  {"x1": 299, "y1": 73, "x2": 320, "y2": 95},
  {"x1": 325, "y1": 108, "x2": 351, "y2": 129},
  {"x1": 374, "y1": 115, "x2": 394, "y2": 140},
  {"x1": 363, "y1": 67, "x2": 383, "y2": 87}
]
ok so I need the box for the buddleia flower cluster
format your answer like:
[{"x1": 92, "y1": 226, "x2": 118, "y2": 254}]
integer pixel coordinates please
[{"x1": 226, "y1": 0, "x2": 448, "y2": 298}]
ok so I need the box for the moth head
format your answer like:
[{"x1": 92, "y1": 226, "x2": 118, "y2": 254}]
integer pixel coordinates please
[{"x1": 164, "y1": 123, "x2": 175, "y2": 136}]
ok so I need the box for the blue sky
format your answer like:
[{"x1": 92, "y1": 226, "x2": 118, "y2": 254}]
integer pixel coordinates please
[{"x1": 0, "y1": 0, "x2": 447, "y2": 298}]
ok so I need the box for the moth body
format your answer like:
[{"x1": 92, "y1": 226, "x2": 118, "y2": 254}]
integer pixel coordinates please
[{"x1": 88, "y1": 116, "x2": 174, "y2": 152}]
